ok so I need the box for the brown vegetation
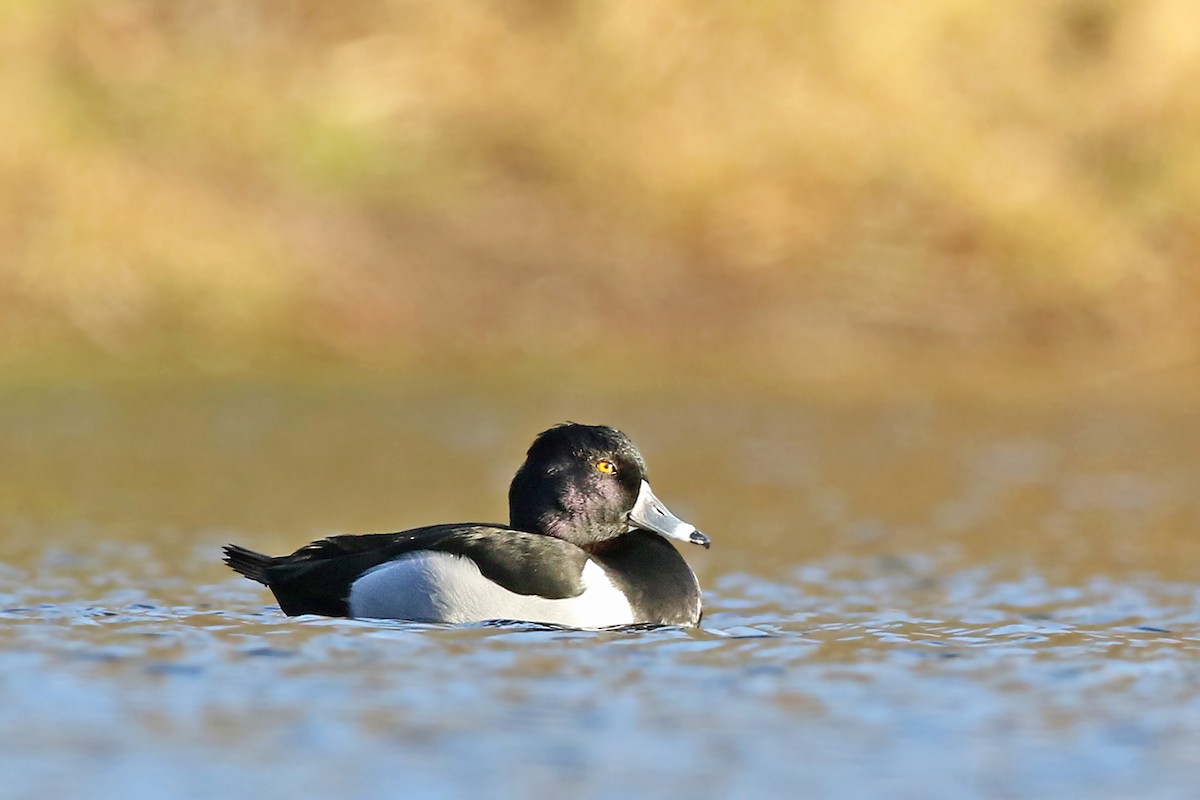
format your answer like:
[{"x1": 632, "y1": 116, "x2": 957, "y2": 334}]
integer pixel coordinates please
[{"x1": 4, "y1": 1, "x2": 1200, "y2": 383}]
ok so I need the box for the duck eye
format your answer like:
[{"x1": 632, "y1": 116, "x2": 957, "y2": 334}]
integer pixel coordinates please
[{"x1": 595, "y1": 459, "x2": 617, "y2": 475}]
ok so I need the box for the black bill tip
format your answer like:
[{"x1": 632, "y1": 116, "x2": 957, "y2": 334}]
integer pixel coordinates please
[{"x1": 689, "y1": 530, "x2": 712, "y2": 549}]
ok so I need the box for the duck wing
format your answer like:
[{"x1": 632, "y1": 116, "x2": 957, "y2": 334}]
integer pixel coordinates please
[{"x1": 224, "y1": 524, "x2": 588, "y2": 617}]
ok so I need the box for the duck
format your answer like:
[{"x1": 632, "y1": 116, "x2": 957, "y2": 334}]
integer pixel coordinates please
[{"x1": 223, "y1": 423, "x2": 711, "y2": 628}]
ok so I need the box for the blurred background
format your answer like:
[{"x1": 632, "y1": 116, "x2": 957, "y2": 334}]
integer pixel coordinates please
[
  {"x1": 4, "y1": 0, "x2": 1200, "y2": 389},
  {"x1": 4, "y1": 0, "x2": 1200, "y2": 567}
]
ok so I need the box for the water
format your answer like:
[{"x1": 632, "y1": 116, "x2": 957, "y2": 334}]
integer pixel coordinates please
[{"x1": 2, "y1": 376, "x2": 1199, "y2": 799}]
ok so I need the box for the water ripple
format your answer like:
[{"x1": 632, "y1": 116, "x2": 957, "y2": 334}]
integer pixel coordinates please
[{"x1": 2, "y1": 550, "x2": 1200, "y2": 800}]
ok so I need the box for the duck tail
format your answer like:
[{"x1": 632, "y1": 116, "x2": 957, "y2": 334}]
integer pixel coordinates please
[{"x1": 223, "y1": 543, "x2": 272, "y2": 585}]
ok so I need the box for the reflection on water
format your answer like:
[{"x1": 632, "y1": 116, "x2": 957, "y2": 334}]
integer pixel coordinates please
[
  {"x1": 2, "y1": 378, "x2": 1200, "y2": 799},
  {"x1": 4, "y1": 550, "x2": 1200, "y2": 800}
]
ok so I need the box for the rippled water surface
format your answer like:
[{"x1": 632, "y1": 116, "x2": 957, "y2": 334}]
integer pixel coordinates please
[{"x1": 3, "y1": 377, "x2": 1200, "y2": 799}]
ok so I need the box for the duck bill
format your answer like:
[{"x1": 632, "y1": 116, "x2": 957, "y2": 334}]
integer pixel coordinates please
[{"x1": 628, "y1": 480, "x2": 711, "y2": 549}]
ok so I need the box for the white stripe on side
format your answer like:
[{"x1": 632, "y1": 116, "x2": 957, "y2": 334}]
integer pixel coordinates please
[{"x1": 347, "y1": 552, "x2": 635, "y2": 629}]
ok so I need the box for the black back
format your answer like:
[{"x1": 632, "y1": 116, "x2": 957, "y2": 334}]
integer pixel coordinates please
[{"x1": 249, "y1": 525, "x2": 589, "y2": 617}]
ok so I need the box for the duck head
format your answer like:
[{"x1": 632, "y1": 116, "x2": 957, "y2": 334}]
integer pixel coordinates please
[{"x1": 508, "y1": 423, "x2": 711, "y2": 550}]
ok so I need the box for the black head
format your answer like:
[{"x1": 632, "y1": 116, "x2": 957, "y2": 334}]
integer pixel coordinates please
[{"x1": 508, "y1": 423, "x2": 710, "y2": 550}]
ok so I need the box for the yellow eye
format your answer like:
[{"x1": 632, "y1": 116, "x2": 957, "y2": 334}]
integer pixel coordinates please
[{"x1": 595, "y1": 459, "x2": 617, "y2": 475}]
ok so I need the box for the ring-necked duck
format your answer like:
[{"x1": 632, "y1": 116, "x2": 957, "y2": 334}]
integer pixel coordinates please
[{"x1": 223, "y1": 423, "x2": 710, "y2": 628}]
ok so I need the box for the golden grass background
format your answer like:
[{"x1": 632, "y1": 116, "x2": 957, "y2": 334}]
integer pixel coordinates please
[{"x1": 4, "y1": 1, "x2": 1200, "y2": 383}]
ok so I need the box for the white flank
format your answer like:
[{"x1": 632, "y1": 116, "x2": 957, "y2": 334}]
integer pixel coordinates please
[{"x1": 347, "y1": 552, "x2": 635, "y2": 628}]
